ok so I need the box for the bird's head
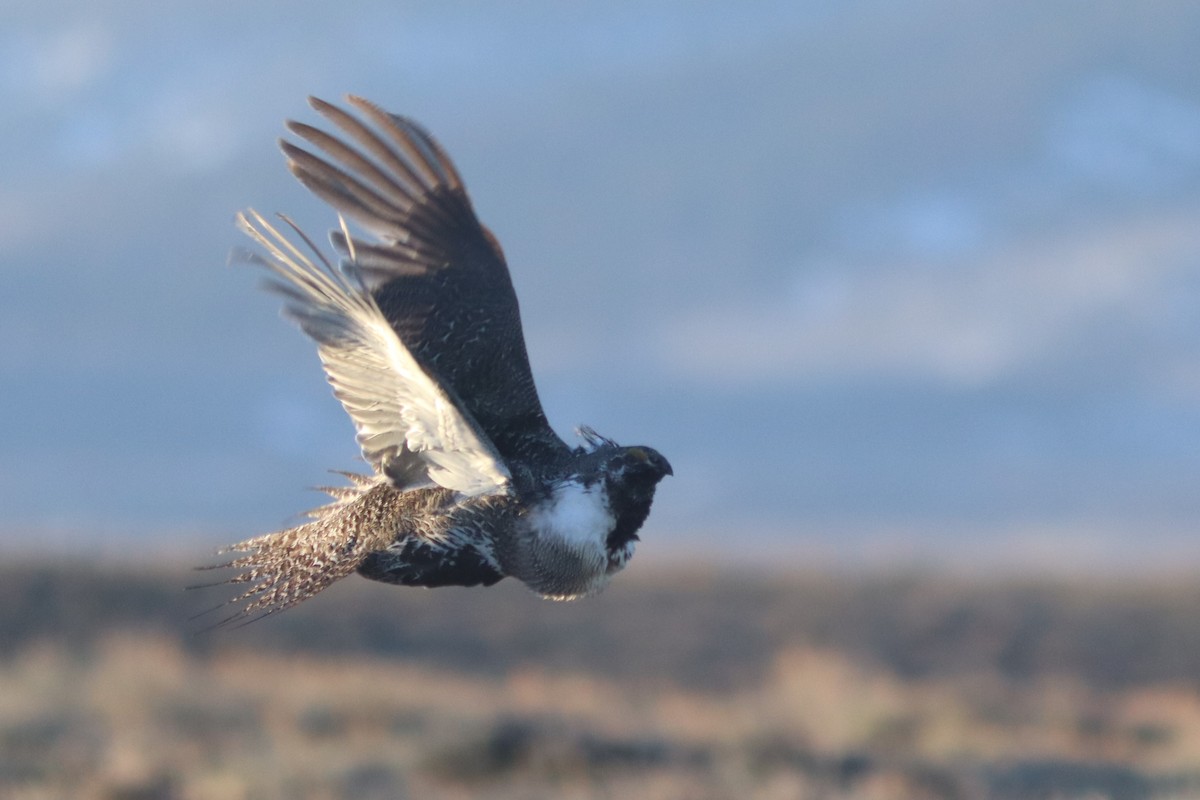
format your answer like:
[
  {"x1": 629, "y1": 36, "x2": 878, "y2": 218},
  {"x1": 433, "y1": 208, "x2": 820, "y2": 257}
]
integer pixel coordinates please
[
  {"x1": 575, "y1": 427, "x2": 673, "y2": 493},
  {"x1": 603, "y1": 445, "x2": 673, "y2": 490},
  {"x1": 593, "y1": 444, "x2": 671, "y2": 554},
  {"x1": 573, "y1": 425, "x2": 672, "y2": 508},
  {"x1": 571, "y1": 427, "x2": 672, "y2": 553}
]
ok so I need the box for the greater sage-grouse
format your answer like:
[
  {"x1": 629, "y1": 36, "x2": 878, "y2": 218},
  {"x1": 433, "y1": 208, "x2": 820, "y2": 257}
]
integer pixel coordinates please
[{"x1": 206, "y1": 96, "x2": 672, "y2": 622}]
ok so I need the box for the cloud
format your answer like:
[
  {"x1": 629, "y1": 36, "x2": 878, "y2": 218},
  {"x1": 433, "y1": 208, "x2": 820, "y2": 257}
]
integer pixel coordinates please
[
  {"x1": 141, "y1": 94, "x2": 245, "y2": 174},
  {"x1": 1, "y1": 22, "x2": 115, "y2": 103},
  {"x1": 0, "y1": 188, "x2": 54, "y2": 252},
  {"x1": 655, "y1": 205, "x2": 1200, "y2": 389},
  {"x1": 1048, "y1": 74, "x2": 1200, "y2": 192}
]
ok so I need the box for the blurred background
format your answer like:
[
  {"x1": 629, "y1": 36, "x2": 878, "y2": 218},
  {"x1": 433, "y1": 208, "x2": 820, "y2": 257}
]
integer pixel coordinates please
[
  {"x1": 4, "y1": 1, "x2": 1200, "y2": 798},
  {"x1": 5, "y1": 0, "x2": 1200, "y2": 569}
]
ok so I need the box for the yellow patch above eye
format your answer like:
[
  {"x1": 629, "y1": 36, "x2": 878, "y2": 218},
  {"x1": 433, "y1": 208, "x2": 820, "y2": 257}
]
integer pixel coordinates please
[{"x1": 628, "y1": 447, "x2": 648, "y2": 462}]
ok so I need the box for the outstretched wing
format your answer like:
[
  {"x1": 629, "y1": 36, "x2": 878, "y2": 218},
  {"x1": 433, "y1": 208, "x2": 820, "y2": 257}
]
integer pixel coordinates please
[
  {"x1": 280, "y1": 95, "x2": 571, "y2": 470},
  {"x1": 238, "y1": 210, "x2": 510, "y2": 497}
]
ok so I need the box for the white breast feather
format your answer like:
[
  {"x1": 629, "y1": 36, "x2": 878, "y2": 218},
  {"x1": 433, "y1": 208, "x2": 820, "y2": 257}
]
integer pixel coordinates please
[{"x1": 531, "y1": 480, "x2": 613, "y2": 552}]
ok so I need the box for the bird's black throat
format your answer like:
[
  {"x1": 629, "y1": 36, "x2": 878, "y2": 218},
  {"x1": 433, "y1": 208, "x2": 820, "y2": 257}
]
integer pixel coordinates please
[{"x1": 605, "y1": 492, "x2": 655, "y2": 552}]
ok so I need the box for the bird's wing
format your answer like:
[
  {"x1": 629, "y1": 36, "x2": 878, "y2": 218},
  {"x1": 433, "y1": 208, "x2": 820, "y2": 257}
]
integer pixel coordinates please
[
  {"x1": 238, "y1": 210, "x2": 510, "y2": 496},
  {"x1": 279, "y1": 95, "x2": 571, "y2": 469}
]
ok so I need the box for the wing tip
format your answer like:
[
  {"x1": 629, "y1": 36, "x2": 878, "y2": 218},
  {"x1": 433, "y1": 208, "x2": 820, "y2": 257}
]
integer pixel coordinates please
[{"x1": 344, "y1": 94, "x2": 374, "y2": 114}]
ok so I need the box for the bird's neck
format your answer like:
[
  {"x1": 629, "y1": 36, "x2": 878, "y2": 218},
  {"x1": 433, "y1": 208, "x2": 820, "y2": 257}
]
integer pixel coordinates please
[{"x1": 605, "y1": 493, "x2": 653, "y2": 552}]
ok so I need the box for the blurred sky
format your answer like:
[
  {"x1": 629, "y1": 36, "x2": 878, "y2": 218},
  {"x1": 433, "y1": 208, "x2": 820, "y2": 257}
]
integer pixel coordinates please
[{"x1": 4, "y1": 0, "x2": 1200, "y2": 571}]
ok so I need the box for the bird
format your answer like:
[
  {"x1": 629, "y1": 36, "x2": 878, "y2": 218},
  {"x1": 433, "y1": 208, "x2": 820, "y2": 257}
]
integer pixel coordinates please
[{"x1": 203, "y1": 95, "x2": 672, "y2": 623}]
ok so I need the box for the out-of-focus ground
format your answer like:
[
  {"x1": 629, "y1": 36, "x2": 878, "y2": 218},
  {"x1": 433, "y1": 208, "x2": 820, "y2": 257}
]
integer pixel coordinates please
[{"x1": 6, "y1": 562, "x2": 1200, "y2": 799}]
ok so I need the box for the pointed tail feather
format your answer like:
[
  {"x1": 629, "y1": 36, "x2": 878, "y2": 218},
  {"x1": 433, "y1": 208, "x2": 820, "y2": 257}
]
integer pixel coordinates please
[{"x1": 193, "y1": 476, "x2": 394, "y2": 625}]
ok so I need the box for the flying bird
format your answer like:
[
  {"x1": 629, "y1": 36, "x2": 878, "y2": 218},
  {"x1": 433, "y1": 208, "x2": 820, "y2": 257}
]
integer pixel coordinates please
[{"x1": 206, "y1": 96, "x2": 672, "y2": 622}]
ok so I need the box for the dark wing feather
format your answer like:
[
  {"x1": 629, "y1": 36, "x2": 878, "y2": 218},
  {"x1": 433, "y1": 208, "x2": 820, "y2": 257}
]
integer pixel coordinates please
[{"x1": 283, "y1": 95, "x2": 570, "y2": 471}]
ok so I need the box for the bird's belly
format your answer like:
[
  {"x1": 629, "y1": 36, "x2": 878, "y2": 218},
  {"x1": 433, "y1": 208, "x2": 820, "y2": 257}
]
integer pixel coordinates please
[
  {"x1": 520, "y1": 532, "x2": 614, "y2": 600},
  {"x1": 503, "y1": 480, "x2": 619, "y2": 600}
]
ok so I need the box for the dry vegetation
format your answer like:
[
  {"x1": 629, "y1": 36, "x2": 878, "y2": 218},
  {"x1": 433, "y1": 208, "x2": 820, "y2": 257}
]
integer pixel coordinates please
[{"x1": 4, "y1": 562, "x2": 1200, "y2": 799}]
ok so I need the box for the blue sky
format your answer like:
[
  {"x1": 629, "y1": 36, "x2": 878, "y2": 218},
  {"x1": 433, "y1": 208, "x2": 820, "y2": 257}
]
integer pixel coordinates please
[{"x1": 4, "y1": 1, "x2": 1200, "y2": 571}]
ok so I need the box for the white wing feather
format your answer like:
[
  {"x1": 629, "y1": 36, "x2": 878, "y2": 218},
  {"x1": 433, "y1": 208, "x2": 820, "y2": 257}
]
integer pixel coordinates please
[{"x1": 237, "y1": 209, "x2": 511, "y2": 497}]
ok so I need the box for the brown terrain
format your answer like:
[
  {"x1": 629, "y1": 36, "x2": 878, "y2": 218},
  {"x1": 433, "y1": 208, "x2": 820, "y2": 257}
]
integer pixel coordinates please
[{"x1": 5, "y1": 559, "x2": 1200, "y2": 799}]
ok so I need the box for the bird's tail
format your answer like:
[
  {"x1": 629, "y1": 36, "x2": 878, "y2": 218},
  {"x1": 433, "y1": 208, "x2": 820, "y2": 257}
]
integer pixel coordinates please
[{"x1": 193, "y1": 473, "x2": 393, "y2": 626}]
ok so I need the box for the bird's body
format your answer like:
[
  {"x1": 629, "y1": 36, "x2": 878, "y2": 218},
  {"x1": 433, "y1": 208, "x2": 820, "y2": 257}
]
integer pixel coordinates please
[{"x1": 209, "y1": 96, "x2": 671, "y2": 621}]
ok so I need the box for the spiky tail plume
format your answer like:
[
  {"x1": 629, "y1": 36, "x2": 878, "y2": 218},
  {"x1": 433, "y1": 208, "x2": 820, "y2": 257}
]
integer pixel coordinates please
[{"x1": 194, "y1": 473, "x2": 394, "y2": 626}]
